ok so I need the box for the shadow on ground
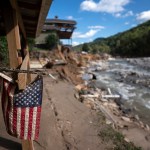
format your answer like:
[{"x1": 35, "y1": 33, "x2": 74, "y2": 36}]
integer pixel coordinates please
[{"x1": 0, "y1": 137, "x2": 21, "y2": 150}]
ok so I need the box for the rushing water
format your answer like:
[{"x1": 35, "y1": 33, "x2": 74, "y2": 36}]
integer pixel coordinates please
[{"x1": 89, "y1": 58, "x2": 150, "y2": 125}]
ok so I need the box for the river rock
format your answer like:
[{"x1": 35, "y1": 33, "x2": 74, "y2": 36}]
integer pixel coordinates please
[
  {"x1": 139, "y1": 121, "x2": 144, "y2": 128},
  {"x1": 145, "y1": 124, "x2": 150, "y2": 131},
  {"x1": 134, "y1": 114, "x2": 140, "y2": 121},
  {"x1": 108, "y1": 102, "x2": 118, "y2": 108},
  {"x1": 82, "y1": 73, "x2": 93, "y2": 80},
  {"x1": 106, "y1": 119, "x2": 112, "y2": 125},
  {"x1": 102, "y1": 102, "x2": 109, "y2": 107},
  {"x1": 83, "y1": 99, "x2": 95, "y2": 110},
  {"x1": 145, "y1": 134, "x2": 150, "y2": 141},
  {"x1": 74, "y1": 93, "x2": 80, "y2": 100},
  {"x1": 121, "y1": 116, "x2": 132, "y2": 122},
  {"x1": 119, "y1": 104, "x2": 131, "y2": 115},
  {"x1": 114, "y1": 99, "x2": 123, "y2": 106},
  {"x1": 100, "y1": 98, "x2": 108, "y2": 102},
  {"x1": 124, "y1": 137, "x2": 130, "y2": 143},
  {"x1": 75, "y1": 84, "x2": 86, "y2": 91}
]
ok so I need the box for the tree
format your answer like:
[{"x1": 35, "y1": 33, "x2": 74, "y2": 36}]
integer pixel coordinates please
[
  {"x1": 45, "y1": 32, "x2": 59, "y2": 49},
  {"x1": 82, "y1": 43, "x2": 90, "y2": 52}
]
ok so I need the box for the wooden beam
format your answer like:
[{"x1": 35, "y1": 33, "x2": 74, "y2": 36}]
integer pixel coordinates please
[
  {"x1": 36, "y1": 0, "x2": 53, "y2": 37},
  {"x1": 18, "y1": 1, "x2": 40, "y2": 10},
  {"x1": 22, "y1": 15, "x2": 39, "y2": 21},
  {"x1": 10, "y1": 0, "x2": 26, "y2": 39},
  {"x1": 18, "y1": 52, "x2": 29, "y2": 90},
  {"x1": 3, "y1": 6, "x2": 20, "y2": 69}
]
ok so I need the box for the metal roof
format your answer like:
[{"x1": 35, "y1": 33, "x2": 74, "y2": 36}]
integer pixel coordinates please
[{"x1": 45, "y1": 19, "x2": 77, "y2": 25}]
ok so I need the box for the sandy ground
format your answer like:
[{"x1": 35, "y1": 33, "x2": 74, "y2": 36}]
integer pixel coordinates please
[{"x1": 0, "y1": 76, "x2": 107, "y2": 150}]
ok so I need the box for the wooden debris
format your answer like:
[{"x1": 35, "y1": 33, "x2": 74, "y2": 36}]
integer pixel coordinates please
[
  {"x1": 107, "y1": 88, "x2": 112, "y2": 95},
  {"x1": 81, "y1": 94, "x2": 99, "y2": 98},
  {"x1": 0, "y1": 73, "x2": 14, "y2": 83},
  {"x1": 102, "y1": 94, "x2": 120, "y2": 99},
  {"x1": 49, "y1": 73, "x2": 57, "y2": 80}
]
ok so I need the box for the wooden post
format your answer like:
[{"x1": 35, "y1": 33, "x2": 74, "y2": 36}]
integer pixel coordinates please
[
  {"x1": 3, "y1": 6, "x2": 20, "y2": 69},
  {"x1": 22, "y1": 140, "x2": 34, "y2": 150},
  {"x1": 19, "y1": 44, "x2": 34, "y2": 150},
  {"x1": 3, "y1": 3, "x2": 34, "y2": 150}
]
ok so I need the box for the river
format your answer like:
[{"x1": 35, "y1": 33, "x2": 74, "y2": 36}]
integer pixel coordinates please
[{"x1": 88, "y1": 57, "x2": 150, "y2": 125}]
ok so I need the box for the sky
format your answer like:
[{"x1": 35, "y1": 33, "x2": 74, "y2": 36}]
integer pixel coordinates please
[{"x1": 47, "y1": 0, "x2": 150, "y2": 46}]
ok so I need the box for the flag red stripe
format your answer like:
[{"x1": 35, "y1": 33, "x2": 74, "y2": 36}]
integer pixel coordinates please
[
  {"x1": 6, "y1": 83, "x2": 12, "y2": 134},
  {"x1": 28, "y1": 107, "x2": 33, "y2": 139},
  {"x1": 1, "y1": 80, "x2": 8, "y2": 125},
  {"x1": 35, "y1": 106, "x2": 41, "y2": 140},
  {"x1": 20, "y1": 108, "x2": 26, "y2": 139},
  {"x1": 1, "y1": 80, "x2": 5, "y2": 115},
  {"x1": 13, "y1": 107, "x2": 17, "y2": 136}
]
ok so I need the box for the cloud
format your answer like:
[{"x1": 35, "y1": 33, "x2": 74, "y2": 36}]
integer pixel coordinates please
[
  {"x1": 125, "y1": 22, "x2": 129, "y2": 25},
  {"x1": 124, "y1": 10, "x2": 133, "y2": 17},
  {"x1": 72, "y1": 29, "x2": 100, "y2": 39},
  {"x1": 72, "y1": 41, "x2": 80, "y2": 46},
  {"x1": 80, "y1": 0, "x2": 130, "y2": 13},
  {"x1": 66, "y1": 16, "x2": 83, "y2": 21},
  {"x1": 67, "y1": 16, "x2": 74, "y2": 20},
  {"x1": 136, "y1": 10, "x2": 150, "y2": 22},
  {"x1": 88, "y1": 25, "x2": 105, "y2": 29},
  {"x1": 114, "y1": 13, "x2": 122, "y2": 17},
  {"x1": 114, "y1": 10, "x2": 133, "y2": 18}
]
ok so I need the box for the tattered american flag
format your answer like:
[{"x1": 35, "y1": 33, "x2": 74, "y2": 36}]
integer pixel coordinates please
[{"x1": 0, "y1": 75, "x2": 43, "y2": 140}]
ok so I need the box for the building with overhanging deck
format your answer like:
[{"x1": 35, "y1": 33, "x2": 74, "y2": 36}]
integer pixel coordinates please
[
  {"x1": 0, "y1": 0, "x2": 52, "y2": 149},
  {"x1": 35, "y1": 17, "x2": 77, "y2": 45}
]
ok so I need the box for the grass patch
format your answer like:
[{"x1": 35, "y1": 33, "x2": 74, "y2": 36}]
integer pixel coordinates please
[{"x1": 98, "y1": 125, "x2": 142, "y2": 150}]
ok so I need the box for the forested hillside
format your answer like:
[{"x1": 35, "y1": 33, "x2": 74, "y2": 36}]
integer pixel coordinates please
[{"x1": 74, "y1": 20, "x2": 150, "y2": 57}]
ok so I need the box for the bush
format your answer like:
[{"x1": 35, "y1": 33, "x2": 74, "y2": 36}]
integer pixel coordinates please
[
  {"x1": 45, "y1": 32, "x2": 59, "y2": 49},
  {"x1": 0, "y1": 36, "x2": 9, "y2": 66},
  {"x1": 27, "y1": 38, "x2": 35, "y2": 51}
]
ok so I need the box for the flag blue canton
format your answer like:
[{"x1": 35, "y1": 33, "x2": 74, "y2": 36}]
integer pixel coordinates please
[{"x1": 14, "y1": 77, "x2": 43, "y2": 107}]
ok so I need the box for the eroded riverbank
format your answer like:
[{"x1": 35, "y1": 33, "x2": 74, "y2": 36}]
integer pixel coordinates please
[
  {"x1": 88, "y1": 58, "x2": 150, "y2": 125},
  {"x1": 76, "y1": 57, "x2": 150, "y2": 149}
]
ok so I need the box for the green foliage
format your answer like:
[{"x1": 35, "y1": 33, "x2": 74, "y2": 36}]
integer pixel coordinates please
[
  {"x1": 0, "y1": 36, "x2": 9, "y2": 66},
  {"x1": 45, "y1": 32, "x2": 59, "y2": 49},
  {"x1": 74, "y1": 20, "x2": 150, "y2": 57},
  {"x1": 27, "y1": 38, "x2": 35, "y2": 51},
  {"x1": 82, "y1": 43, "x2": 91, "y2": 52}
]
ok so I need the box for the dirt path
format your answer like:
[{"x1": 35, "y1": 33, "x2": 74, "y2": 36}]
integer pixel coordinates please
[{"x1": 34, "y1": 77, "x2": 105, "y2": 150}]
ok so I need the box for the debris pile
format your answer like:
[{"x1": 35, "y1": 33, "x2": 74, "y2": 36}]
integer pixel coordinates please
[
  {"x1": 73, "y1": 66, "x2": 150, "y2": 147},
  {"x1": 30, "y1": 46, "x2": 150, "y2": 148}
]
